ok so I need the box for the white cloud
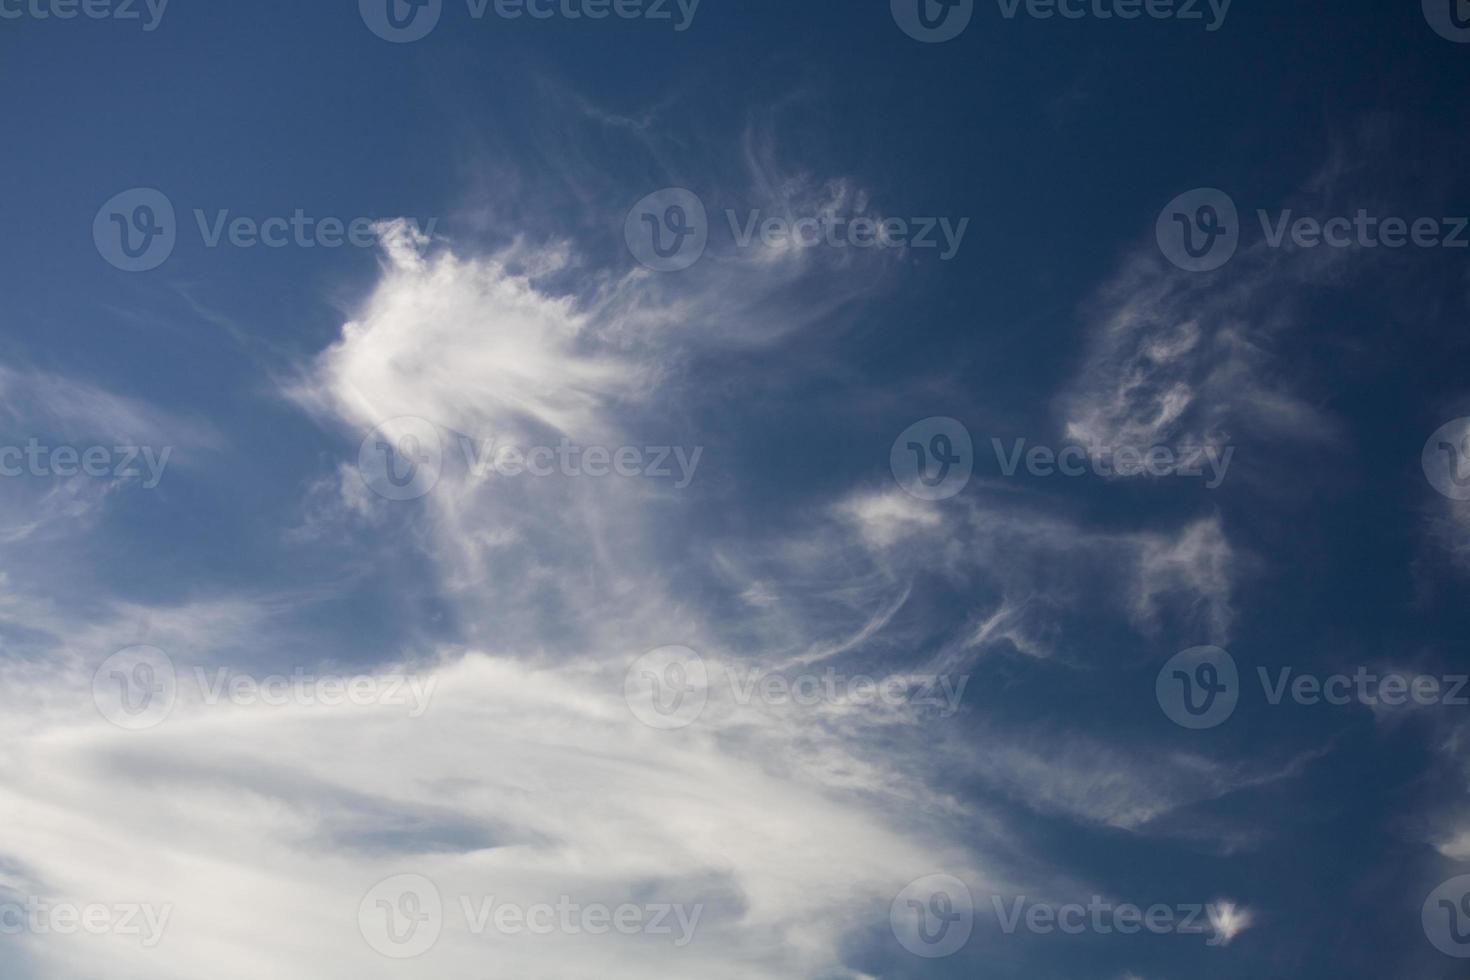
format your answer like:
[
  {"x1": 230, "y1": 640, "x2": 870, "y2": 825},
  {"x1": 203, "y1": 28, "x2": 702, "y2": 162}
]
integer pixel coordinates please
[
  {"x1": 1059, "y1": 249, "x2": 1342, "y2": 463},
  {"x1": 1, "y1": 165, "x2": 1263, "y2": 978},
  {"x1": 0, "y1": 651, "x2": 969, "y2": 980},
  {"x1": 838, "y1": 490, "x2": 943, "y2": 549}
]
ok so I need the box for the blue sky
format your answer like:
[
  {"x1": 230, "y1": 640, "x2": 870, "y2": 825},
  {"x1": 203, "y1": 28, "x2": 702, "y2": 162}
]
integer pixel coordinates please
[{"x1": 2, "y1": 0, "x2": 1470, "y2": 977}]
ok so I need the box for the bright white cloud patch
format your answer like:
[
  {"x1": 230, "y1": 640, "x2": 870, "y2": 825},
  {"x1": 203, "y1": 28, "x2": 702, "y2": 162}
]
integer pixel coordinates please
[
  {"x1": 0, "y1": 652, "x2": 966, "y2": 980},
  {"x1": 2, "y1": 215, "x2": 1268, "y2": 979}
]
